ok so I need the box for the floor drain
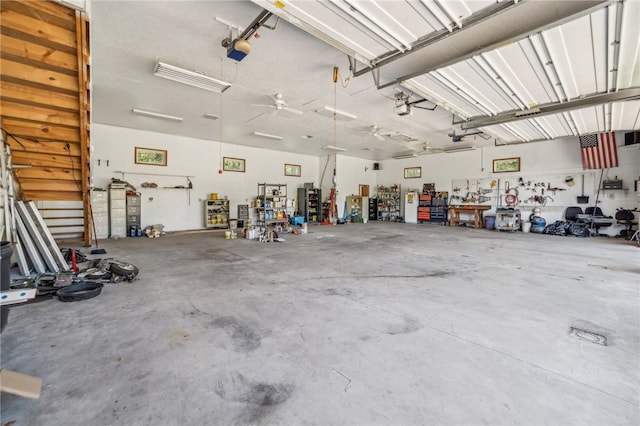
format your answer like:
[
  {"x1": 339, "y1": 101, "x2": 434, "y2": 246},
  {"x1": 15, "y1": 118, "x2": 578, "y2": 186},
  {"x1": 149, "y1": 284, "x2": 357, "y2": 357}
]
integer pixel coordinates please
[{"x1": 570, "y1": 327, "x2": 607, "y2": 346}]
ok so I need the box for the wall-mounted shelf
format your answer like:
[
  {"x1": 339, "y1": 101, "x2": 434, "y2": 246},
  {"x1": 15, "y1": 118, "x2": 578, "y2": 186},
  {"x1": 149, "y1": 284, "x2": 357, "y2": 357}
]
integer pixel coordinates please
[{"x1": 113, "y1": 171, "x2": 194, "y2": 179}]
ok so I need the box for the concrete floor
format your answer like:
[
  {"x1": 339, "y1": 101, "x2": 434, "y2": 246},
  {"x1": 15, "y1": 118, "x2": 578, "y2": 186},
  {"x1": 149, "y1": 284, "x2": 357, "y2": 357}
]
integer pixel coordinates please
[{"x1": 1, "y1": 223, "x2": 639, "y2": 425}]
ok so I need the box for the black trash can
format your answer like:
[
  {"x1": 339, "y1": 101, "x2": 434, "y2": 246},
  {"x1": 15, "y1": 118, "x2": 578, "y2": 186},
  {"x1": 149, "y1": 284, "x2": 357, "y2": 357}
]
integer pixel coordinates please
[{"x1": 1, "y1": 241, "x2": 13, "y2": 333}]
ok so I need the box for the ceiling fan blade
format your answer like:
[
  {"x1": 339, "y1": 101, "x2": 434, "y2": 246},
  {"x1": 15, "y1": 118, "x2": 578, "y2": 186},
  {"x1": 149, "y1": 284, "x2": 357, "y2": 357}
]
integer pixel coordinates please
[
  {"x1": 250, "y1": 104, "x2": 276, "y2": 109},
  {"x1": 245, "y1": 111, "x2": 268, "y2": 123},
  {"x1": 283, "y1": 106, "x2": 303, "y2": 115}
]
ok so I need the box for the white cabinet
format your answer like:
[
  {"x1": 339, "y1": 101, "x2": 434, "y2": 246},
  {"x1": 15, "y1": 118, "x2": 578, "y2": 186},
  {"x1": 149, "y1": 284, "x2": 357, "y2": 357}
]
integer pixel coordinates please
[
  {"x1": 91, "y1": 190, "x2": 109, "y2": 239},
  {"x1": 109, "y1": 184, "x2": 127, "y2": 238}
]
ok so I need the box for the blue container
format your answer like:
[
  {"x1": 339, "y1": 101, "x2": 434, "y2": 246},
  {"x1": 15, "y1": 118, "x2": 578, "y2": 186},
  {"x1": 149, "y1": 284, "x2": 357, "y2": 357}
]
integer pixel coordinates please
[
  {"x1": 485, "y1": 216, "x2": 496, "y2": 229},
  {"x1": 530, "y1": 216, "x2": 546, "y2": 233}
]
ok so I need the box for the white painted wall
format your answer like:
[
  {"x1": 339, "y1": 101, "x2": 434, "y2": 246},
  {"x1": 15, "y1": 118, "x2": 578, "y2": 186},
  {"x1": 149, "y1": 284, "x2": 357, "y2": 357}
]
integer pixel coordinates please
[
  {"x1": 92, "y1": 124, "x2": 321, "y2": 232},
  {"x1": 92, "y1": 125, "x2": 639, "y2": 236},
  {"x1": 317, "y1": 154, "x2": 377, "y2": 219},
  {"x1": 377, "y1": 134, "x2": 640, "y2": 235}
]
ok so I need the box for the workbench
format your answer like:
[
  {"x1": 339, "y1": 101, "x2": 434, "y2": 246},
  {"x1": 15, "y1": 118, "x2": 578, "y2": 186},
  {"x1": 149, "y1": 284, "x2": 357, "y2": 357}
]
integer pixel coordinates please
[{"x1": 447, "y1": 205, "x2": 492, "y2": 228}]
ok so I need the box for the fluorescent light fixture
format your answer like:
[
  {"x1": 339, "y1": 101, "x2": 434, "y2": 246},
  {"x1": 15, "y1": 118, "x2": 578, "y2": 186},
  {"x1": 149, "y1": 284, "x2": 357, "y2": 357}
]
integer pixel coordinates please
[
  {"x1": 390, "y1": 132, "x2": 418, "y2": 142},
  {"x1": 251, "y1": 131, "x2": 283, "y2": 141},
  {"x1": 132, "y1": 108, "x2": 183, "y2": 122},
  {"x1": 444, "y1": 146, "x2": 475, "y2": 153},
  {"x1": 392, "y1": 153, "x2": 418, "y2": 159},
  {"x1": 315, "y1": 106, "x2": 357, "y2": 121},
  {"x1": 324, "y1": 145, "x2": 348, "y2": 152},
  {"x1": 154, "y1": 61, "x2": 231, "y2": 93}
]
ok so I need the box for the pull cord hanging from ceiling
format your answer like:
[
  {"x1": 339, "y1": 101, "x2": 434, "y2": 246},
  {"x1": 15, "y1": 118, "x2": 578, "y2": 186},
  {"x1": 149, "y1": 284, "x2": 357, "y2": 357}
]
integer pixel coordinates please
[
  {"x1": 328, "y1": 66, "x2": 339, "y2": 223},
  {"x1": 218, "y1": 58, "x2": 224, "y2": 174}
]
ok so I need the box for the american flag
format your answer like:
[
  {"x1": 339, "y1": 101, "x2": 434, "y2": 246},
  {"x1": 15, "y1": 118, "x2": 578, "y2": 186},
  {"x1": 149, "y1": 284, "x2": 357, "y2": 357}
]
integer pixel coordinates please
[{"x1": 579, "y1": 132, "x2": 618, "y2": 170}]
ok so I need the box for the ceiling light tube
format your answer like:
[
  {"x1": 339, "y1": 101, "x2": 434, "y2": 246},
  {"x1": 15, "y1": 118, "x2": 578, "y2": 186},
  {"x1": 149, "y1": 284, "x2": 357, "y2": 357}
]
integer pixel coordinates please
[
  {"x1": 324, "y1": 145, "x2": 347, "y2": 152},
  {"x1": 443, "y1": 146, "x2": 475, "y2": 153},
  {"x1": 154, "y1": 61, "x2": 231, "y2": 93},
  {"x1": 251, "y1": 131, "x2": 283, "y2": 140},
  {"x1": 392, "y1": 153, "x2": 418, "y2": 159},
  {"x1": 132, "y1": 108, "x2": 183, "y2": 122}
]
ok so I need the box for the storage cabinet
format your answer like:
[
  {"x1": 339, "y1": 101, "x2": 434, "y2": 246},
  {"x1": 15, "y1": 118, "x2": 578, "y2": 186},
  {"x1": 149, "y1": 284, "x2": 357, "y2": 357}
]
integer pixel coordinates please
[
  {"x1": 297, "y1": 187, "x2": 322, "y2": 223},
  {"x1": 91, "y1": 190, "x2": 109, "y2": 239},
  {"x1": 368, "y1": 198, "x2": 378, "y2": 220},
  {"x1": 237, "y1": 204, "x2": 249, "y2": 227},
  {"x1": 419, "y1": 191, "x2": 449, "y2": 224},
  {"x1": 376, "y1": 185, "x2": 401, "y2": 221},
  {"x1": 127, "y1": 195, "x2": 141, "y2": 235},
  {"x1": 257, "y1": 183, "x2": 288, "y2": 226},
  {"x1": 109, "y1": 183, "x2": 127, "y2": 238},
  {"x1": 204, "y1": 199, "x2": 230, "y2": 228}
]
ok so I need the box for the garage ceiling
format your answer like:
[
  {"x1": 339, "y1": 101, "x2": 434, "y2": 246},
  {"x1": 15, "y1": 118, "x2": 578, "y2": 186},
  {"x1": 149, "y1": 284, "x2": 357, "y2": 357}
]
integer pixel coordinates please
[{"x1": 91, "y1": 0, "x2": 640, "y2": 160}]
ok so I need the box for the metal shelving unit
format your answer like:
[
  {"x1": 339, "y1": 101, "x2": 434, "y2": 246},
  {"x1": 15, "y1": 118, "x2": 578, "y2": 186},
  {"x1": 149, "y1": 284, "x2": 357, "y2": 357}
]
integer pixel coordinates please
[
  {"x1": 376, "y1": 185, "x2": 401, "y2": 221},
  {"x1": 257, "y1": 183, "x2": 288, "y2": 226},
  {"x1": 297, "y1": 187, "x2": 322, "y2": 223}
]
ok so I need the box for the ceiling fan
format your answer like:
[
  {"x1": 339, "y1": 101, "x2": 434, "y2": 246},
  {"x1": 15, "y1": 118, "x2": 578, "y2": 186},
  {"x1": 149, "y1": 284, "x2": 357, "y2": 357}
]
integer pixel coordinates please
[
  {"x1": 363, "y1": 125, "x2": 390, "y2": 140},
  {"x1": 420, "y1": 142, "x2": 444, "y2": 154},
  {"x1": 250, "y1": 93, "x2": 303, "y2": 117}
]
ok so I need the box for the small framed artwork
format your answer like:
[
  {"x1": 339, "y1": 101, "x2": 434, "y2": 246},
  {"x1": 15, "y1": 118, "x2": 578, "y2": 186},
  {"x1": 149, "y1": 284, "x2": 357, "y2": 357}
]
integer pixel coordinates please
[
  {"x1": 404, "y1": 166, "x2": 421, "y2": 179},
  {"x1": 492, "y1": 157, "x2": 521, "y2": 173},
  {"x1": 284, "y1": 164, "x2": 301, "y2": 177},
  {"x1": 134, "y1": 147, "x2": 167, "y2": 166},
  {"x1": 223, "y1": 157, "x2": 246, "y2": 173}
]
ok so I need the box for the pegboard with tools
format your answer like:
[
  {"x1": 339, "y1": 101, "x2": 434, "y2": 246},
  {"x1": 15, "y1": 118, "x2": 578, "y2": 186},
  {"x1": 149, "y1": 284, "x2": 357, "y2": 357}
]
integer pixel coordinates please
[
  {"x1": 452, "y1": 172, "x2": 597, "y2": 208},
  {"x1": 450, "y1": 178, "x2": 500, "y2": 205}
]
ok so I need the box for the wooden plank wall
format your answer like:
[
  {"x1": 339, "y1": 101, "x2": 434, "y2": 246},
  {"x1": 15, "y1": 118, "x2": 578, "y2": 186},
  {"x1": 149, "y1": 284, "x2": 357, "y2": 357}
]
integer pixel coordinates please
[{"x1": 0, "y1": 0, "x2": 91, "y2": 244}]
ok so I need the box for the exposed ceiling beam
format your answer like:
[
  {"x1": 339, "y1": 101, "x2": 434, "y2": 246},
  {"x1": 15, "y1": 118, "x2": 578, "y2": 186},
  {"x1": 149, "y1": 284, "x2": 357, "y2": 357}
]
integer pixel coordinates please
[
  {"x1": 354, "y1": 0, "x2": 608, "y2": 89},
  {"x1": 460, "y1": 88, "x2": 640, "y2": 130}
]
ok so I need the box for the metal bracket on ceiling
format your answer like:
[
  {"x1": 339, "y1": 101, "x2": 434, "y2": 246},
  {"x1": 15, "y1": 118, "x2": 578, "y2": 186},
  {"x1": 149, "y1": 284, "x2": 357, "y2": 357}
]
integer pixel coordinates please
[
  {"x1": 220, "y1": 9, "x2": 276, "y2": 48},
  {"x1": 371, "y1": 68, "x2": 380, "y2": 88},
  {"x1": 461, "y1": 87, "x2": 640, "y2": 130},
  {"x1": 239, "y1": 10, "x2": 276, "y2": 40},
  {"x1": 408, "y1": 98, "x2": 437, "y2": 111}
]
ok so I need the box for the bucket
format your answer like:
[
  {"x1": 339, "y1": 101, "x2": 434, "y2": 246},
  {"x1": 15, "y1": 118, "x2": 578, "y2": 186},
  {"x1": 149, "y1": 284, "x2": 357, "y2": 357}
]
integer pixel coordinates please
[
  {"x1": 1, "y1": 241, "x2": 14, "y2": 333},
  {"x1": 521, "y1": 221, "x2": 532, "y2": 233},
  {"x1": 224, "y1": 231, "x2": 231, "y2": 239},
  {"x1": 485, "y1": 216, "x2": 496, "y2": 230}
]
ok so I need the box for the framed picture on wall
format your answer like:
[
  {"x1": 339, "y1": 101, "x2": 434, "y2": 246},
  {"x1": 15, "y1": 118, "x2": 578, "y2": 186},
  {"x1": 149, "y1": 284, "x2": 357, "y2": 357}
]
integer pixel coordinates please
[
  {"x1": 284, "y1": 164, "x2": 301, "y2": 177},
  {"x1": 492, "y1": 157, "x2": 521, "y2": 173},
  {"x1": 134, "y1": 147, "x2": 167, "y2": 166},
  {"x1": 404, "y1": 166, "x2": 421, "y2": 179},
  {"x1": 223, "y1": 157, "x2": 246, "y2": 172}
]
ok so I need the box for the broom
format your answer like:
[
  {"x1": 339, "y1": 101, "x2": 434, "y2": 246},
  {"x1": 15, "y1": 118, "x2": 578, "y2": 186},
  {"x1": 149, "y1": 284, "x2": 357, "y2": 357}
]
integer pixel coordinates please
[{"x1": 89, "y1": 204, "x2": 106, "y2": 255}]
